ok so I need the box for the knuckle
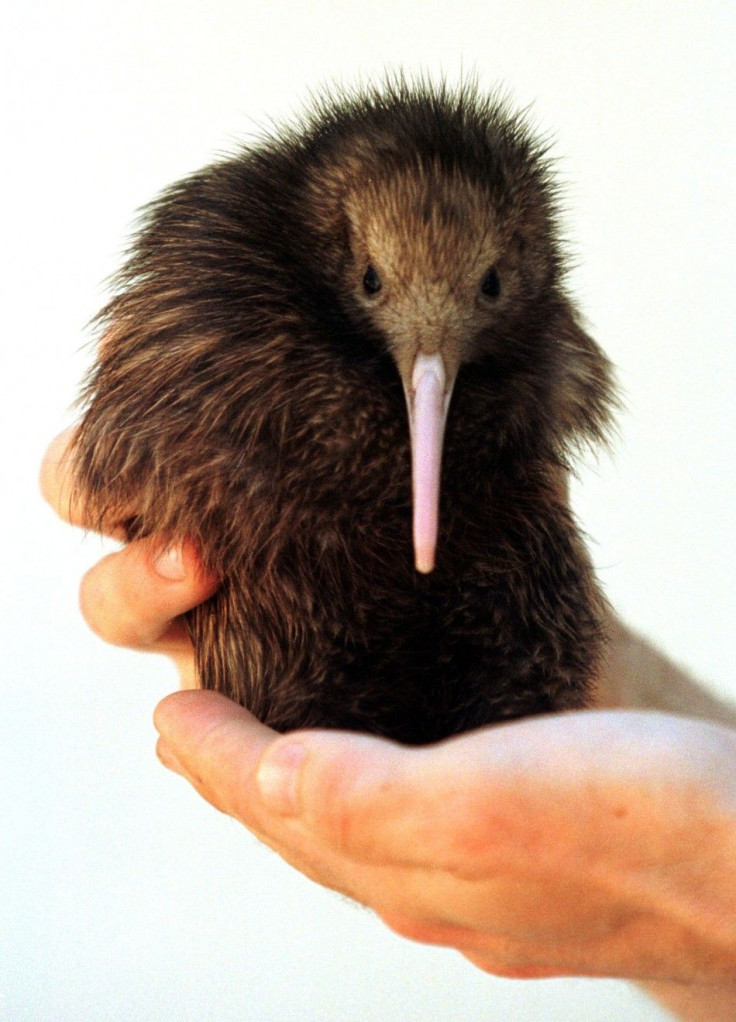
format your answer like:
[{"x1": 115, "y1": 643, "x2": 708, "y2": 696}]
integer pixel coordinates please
[
  {"x1": 304, "y1": 742, "x2": 376, "y2": 857},
  {"x1": 378, "y1": 912, "x2": 446, "y2": 945}
]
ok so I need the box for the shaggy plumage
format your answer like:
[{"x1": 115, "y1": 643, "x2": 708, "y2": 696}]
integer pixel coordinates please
[{"x1": 74, "y1": 78, "x2": 616, "y2": 744}]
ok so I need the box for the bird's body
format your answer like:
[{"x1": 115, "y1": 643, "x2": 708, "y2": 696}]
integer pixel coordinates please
[{"x1": 75, "y1": 79, "x2": 616, "y2": 743}]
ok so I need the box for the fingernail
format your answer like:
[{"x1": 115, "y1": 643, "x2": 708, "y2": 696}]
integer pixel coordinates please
[
  {"x1": 256, "y1": 741, "x2": 305, "y2": 815},
  {"x1": 156, "y1": 738, "x2": 188, "y2": 777},
  {"x1": 152, "y1": 544, "x2": 186, "y2": 581}
]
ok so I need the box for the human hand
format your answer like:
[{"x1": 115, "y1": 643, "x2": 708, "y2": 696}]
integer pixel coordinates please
[
  {"x1": 152, "y1": 691, "x2": 736, "y2": 990},
  {"x1": 40, "y1": 426, "x2": 219, "y2": 686}
]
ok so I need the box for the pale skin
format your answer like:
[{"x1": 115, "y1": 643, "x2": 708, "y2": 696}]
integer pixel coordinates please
[{"x1": 41, "y1": 427, "x2": 736, "y2": 1020}]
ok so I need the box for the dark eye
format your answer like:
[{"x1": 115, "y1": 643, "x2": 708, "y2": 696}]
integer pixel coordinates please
[
  {"x1": 480, "y1": 267, "x2": 501, "y2": 300},
  {"x1": 362, "y1": 265, "x2": 382, "y2": 295}
]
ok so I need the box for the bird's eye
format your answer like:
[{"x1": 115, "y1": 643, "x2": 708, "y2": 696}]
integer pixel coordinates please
[
  {"x1": 362, "y1": 265, "x2": 382, "y2": 295},
  {"x1": 480, "y1": 267, "x2": 501, "y2": 300}
]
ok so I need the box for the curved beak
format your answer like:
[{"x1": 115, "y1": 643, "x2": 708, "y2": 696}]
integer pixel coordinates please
[{"x1": 404, "y1": 352, "x2": 454, "y2": 573}]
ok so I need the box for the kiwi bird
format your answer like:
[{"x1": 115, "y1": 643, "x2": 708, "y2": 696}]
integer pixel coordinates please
[{"x1": 74, "y1": 78, "x2": 616, "y2": 744}]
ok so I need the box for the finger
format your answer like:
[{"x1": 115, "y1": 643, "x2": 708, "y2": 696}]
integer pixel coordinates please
[
  {"x1": 40, "y1": 425, "x2": 129, "y2": 537},
  {"x1": 153, "y1": 692, "x2": 494, "y2": 912},
  {"x1": 153, "y1": 690, "x2": 373, "y2": 839},
  {"x1": 167, "y1": 694, "x2": 415, "y2": 863},
  {"x1": 155, "y1": 692, "x2": 454, "y2": 871},
  {"x1": 80, "y1": 536, "x2": 219, "y2": 658},
  {"x1": 154, "y1": 692, "x2": 275, "y2": 814},
  {"x1": 40, "y1": 426, "x2": 87, "y2": 526},
  {"x1": 154, "y1": 692, "x2": 330, "y2": 877},
  {"x1": 153, "y1": 691, "x2": 407, "y2": 898}
]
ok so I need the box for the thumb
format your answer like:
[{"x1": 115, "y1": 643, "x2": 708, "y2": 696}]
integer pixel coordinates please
[
  {"x1": 153, "y1": 689, "x2": 413, "y2": 862},
  {"x1": 154, "y1": 690, "x2": 276, "y2": 823}
]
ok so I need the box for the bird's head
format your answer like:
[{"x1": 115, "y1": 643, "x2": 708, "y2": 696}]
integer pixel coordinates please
[
  {"x1": 299, "y1": 83, "x2": 613, "y2": 574},
  {"x1": 344, "y1": 166, "x2": 535, "y2": 571}
]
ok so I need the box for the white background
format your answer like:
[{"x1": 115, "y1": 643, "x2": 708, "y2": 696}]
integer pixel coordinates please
[{"x1": 3, "y1": 2, "x2": 734, "y2": 1020}]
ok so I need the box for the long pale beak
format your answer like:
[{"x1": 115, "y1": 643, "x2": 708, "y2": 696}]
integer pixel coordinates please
[{"x1": 405, "y1": 352, "x2": 454, "y2": 573}]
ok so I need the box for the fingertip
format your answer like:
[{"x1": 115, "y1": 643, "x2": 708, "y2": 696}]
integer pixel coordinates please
[
  {"x1": 154, "y1": 688, "x2": 235, "y2": 735},
  {"x1": 153, "y1": 690, "x2": 279, "y2": 823},
  {"x1": 39, "y1": 425, "x2": 79, "y2": 519},
  {"x1": 40, "y1": 425, "x2": 126, "y2": 537},
  {"x1": 153, "y1": 689, "x2": 269, "y2": 750}
]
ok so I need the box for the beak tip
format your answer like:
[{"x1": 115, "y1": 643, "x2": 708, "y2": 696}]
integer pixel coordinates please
[{"x1": 414, "y1": 549, "x2": 436, "y2": 574}]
